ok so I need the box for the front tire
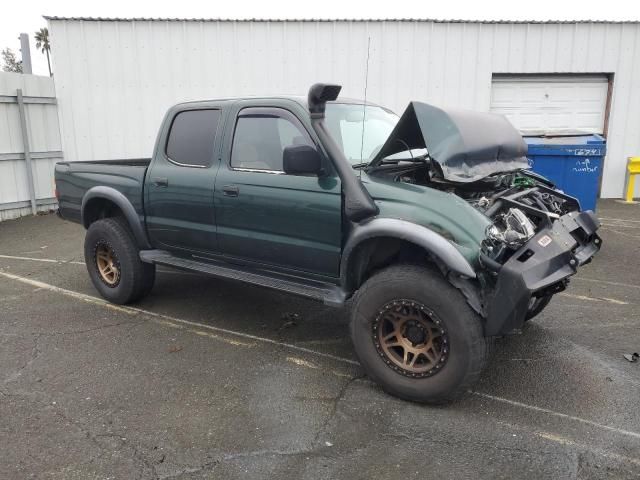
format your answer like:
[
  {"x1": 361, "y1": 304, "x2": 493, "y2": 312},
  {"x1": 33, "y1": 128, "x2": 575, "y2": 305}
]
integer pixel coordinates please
[
  {"x1": 84, "y1": 218, "x2": 155, "y2": 304},
  {"x1": 525, "y1": 295, "x2": 553, "y2": 321},
  {"x1": 350, "y1": 264, "x2": 489, "y2": 404}
]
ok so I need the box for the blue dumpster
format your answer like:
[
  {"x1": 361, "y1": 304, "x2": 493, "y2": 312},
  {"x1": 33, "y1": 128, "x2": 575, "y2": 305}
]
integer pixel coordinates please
[{"x1": 524, "y1": 135, "x2": 606, "y2": 212}]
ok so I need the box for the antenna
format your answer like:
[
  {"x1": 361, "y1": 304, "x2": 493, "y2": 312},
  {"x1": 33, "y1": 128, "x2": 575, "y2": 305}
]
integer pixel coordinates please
[{"x1": 359, "y1": 36, "x2": 371, "y2": 177}]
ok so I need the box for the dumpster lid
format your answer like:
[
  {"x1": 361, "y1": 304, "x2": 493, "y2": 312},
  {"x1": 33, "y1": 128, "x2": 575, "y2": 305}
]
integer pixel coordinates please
[
  {"x1": 524, "y1": 134, "x2": 605, "y2": 146},
  {"x1": 524, "y1": 134, "x2": 606, "y2": 156},
  {"x1": 370, "y1": 102, "x2": 529, "y2": 182}
]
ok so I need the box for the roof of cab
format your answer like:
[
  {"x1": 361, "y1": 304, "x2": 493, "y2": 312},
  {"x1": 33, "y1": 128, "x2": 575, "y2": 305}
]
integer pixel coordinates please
[{"x1": 174, "y1": 95, "x2": 388, "y2": 110}]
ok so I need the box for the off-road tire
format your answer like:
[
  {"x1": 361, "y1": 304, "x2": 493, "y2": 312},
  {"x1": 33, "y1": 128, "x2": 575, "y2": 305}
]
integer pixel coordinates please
[
  {"x1": 350, "y1": 264, "x2": 489, "y2": 404},
  {"x1": 84, "y1": 218, "x2": 155, "y2": 304},
  {"x1": 525, "y1": 295, "x2": 553, "y2": 321}
]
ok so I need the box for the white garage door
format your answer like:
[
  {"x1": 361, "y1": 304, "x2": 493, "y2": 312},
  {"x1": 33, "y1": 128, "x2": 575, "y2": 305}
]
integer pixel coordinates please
[{"x1": 490, "y1": 76, "x2": 609, "y2": 135}]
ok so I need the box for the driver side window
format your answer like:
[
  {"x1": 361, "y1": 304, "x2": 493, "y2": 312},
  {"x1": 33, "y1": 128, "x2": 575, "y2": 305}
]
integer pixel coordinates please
[{"x1": 231, "y1": 109, "x2": 314, "y2": 172}]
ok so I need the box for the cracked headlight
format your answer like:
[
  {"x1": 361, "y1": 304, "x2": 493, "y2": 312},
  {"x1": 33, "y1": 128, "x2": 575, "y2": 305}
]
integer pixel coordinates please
[{"x1": 486, "y1": 208, "x2": 536, "y2": 249}]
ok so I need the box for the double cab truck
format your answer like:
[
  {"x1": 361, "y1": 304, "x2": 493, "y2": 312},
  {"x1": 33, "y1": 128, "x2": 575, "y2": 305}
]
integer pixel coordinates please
[{"x1": 55, "y1": 84, "x2": 602, "y2": 403}]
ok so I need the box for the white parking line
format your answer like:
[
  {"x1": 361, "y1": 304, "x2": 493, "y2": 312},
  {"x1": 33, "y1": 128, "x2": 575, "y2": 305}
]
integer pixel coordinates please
[
  {"x1": 0, "y1": 270, "x2": 359, "y2": 367},
  {"x1": 536, "y1": 431, "x2": 640, "y2": 467},
  {"x1": 0, "y1": 254, "x2": 199, "y2": 276},
  {"x1": 558, "y1": 292, "x2": 630, "y2": 305},
  {"x1": 0, "y1": 254, "x2": 80, "y2": 264},
  {"x1": 574, "y1": 276, "x2": 640, "y2": 290},
  {"x1": 599, "y1": 217, "x2": 640, "y2": 224},
  {"x1": 2, "y1": 266, "x2": 640, "y2": 442},
  {"x1": 6, "y1": 253, "x2": 640, "y2": 294},
  {"x1": 601, "y1": 223, "x2": 640, "y2": 229},
  {"x1": 472, "y1": 392, "x2": 640, "y2": 440}
]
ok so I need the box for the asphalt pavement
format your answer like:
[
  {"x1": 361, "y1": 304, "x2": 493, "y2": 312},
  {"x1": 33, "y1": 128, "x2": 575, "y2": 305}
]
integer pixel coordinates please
[{"x1": 0, "y1": 199, "x2": 639, "y2": 479}]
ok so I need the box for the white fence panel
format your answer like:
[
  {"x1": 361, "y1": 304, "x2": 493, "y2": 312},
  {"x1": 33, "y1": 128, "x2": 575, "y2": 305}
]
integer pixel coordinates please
[{"x1": 0, "y1": 72, "x2": 62, "y2": 221}]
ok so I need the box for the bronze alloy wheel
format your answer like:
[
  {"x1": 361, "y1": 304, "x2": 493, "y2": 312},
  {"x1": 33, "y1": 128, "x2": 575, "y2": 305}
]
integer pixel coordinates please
[
  {"x1": 372, "y1": 299, "x2": 449, "y2": 378},
  {"x1": 95, "y1": 242, "x2": 120, "y2": 287}
]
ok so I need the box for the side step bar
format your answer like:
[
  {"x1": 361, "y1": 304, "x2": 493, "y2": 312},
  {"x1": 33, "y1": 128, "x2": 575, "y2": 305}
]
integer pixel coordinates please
[{"x1": 140, "y1": 250, "x2": 346, "y2": 306}]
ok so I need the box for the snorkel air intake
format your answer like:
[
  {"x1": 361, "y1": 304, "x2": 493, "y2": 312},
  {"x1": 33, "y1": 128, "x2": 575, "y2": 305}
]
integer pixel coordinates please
[{"x1": 307, "y1": 83, "x2": 378, "y2": 223}]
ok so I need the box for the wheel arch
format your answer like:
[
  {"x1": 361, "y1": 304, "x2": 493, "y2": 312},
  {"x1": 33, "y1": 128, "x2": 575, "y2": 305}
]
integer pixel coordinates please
[
  {"x1": 81, "y1": 187, "x2": 151, "y2": 249},
  {"x1": 340, "y1": 218, "x2": 477, "y2": 294}
]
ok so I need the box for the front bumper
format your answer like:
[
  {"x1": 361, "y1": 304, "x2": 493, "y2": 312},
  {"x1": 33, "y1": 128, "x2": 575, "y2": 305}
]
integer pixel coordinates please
[{"x1": 482, "y1": 210, "x2": 601, "y2": 336}]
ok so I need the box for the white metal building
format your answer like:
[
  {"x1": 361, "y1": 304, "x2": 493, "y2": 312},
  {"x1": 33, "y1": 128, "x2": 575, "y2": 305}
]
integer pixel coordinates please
[{"x1": 46, "y1": 17, "x2": 640, "y2": 198}]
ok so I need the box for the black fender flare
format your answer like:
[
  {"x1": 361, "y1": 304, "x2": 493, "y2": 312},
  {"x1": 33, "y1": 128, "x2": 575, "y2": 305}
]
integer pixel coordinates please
[
  {"x1": 340, "y1": 218, "x2": 476, "y2": 292},
  {"x1": 81, "y1": 186, "x2": 151, "y2": 249}
]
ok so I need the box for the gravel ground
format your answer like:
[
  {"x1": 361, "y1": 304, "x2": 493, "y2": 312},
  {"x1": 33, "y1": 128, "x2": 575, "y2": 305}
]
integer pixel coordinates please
[{"x1": 0, "y1": 199, "x2": 639, "y2": 479}]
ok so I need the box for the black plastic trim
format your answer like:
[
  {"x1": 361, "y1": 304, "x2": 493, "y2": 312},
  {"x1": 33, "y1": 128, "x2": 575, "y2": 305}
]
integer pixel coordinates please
[
  {"x1": 140, "y1": 249, "x2": 346, "y2": 306},
  {"x1": 81, "y1": 186, "x2": 151, "y2": 249},
  {"x1": 341, "y1": 217, "x2": 477, "y2": 292}
]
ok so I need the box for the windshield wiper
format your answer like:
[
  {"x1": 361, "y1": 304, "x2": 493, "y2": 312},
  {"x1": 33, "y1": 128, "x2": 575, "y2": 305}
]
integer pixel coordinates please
[
  {"x1": 353, "y1": 153, "x2": 428, "y2": 170},
  {"x1": 379, "y1": 155, "x2": 429, "y2": 165},
  {"x1": 351, "y1": 162, "x2": 370, "y2": 169}
]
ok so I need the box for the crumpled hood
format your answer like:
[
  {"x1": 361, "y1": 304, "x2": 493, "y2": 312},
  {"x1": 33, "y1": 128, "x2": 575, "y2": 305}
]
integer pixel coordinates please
[{"x1": 370, "y1": 102, "x2": 529, "y2": 183}]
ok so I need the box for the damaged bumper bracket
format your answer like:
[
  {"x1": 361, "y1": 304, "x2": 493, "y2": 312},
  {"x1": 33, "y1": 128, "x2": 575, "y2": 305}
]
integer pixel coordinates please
[{"x1": 482, "y1": 210, "x2": 601, "y2": 336}]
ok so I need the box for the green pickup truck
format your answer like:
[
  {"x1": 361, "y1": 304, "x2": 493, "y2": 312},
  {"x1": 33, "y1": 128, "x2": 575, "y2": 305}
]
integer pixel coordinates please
[{"x1": 55, "y1": 84, "x2": 602, "y2": 403}]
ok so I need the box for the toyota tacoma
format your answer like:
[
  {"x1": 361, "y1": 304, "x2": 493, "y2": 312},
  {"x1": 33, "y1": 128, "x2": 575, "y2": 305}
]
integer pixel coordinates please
[{"x1": 54, "y1": 83, "x2": 602, "y2": 403}]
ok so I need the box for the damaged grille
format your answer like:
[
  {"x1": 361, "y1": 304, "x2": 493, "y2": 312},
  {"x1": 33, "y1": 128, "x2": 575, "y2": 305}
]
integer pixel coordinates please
[{"x1": 479, "y1": 185, "x2": 583, "y2": 266}]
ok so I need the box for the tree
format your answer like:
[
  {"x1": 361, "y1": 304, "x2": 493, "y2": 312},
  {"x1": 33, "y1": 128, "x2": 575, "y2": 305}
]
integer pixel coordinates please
[
  {"x1": 35, "y1": 27, "x2": 51, "y2": 76},
  {"x1": 1, "y1": 48, "x2": 22, "y2": 73}
]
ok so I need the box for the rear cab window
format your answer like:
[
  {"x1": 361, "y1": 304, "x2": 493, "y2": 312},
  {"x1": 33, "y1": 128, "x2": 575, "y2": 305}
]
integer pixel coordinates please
[{"x1": 166, "y1": 109, "x2": 221, "y2": 167}]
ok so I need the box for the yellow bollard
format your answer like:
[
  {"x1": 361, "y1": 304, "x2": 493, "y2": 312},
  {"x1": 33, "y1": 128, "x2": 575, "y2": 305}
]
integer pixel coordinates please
[{"x1": 625, "y1": 157, "x2": 640, "y2": 203}]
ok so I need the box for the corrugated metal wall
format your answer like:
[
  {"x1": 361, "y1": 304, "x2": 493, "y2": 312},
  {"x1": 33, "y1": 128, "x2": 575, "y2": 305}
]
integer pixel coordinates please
[
  {"x1": 0, "y1": 72, "x2": 62, "y2": 221},
  {"x1": 48, "y1": 19, "x2": 640, "y2": 198}
]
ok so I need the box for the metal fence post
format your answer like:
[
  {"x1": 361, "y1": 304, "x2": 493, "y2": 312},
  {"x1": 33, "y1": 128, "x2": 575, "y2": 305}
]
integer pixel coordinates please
[
  {"x1": 16, "y1": 89, "x2": 37, "y2": 215},
  {"x1": 19, "y1": 34, "x2": 32, "y2": 74}
]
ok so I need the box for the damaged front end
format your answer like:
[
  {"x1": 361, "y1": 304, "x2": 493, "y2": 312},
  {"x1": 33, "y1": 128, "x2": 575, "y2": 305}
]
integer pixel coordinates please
[
  {"x1": 367, "y1": 101, "x2": 602, "y2": 335},
  {"x1": 477, "y1": 185, "x2": 601, "y2": 335}
]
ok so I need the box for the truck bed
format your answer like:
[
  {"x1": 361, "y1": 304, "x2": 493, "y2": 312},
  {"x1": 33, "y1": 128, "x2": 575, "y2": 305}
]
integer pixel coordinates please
[{"x1": 55, "y1": 158, "x2": 151, "y2": 224}]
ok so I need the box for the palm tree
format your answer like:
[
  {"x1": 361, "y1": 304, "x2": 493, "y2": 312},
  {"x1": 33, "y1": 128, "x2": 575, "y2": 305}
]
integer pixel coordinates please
[{"x1": 34, "y1": 27, "x2": 51, "y2": 76}]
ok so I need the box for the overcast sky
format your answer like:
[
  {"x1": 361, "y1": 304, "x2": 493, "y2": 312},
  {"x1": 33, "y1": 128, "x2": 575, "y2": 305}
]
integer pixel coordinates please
[{"x1": 2, "y1": 0, "x2": 639, "y2": 76}]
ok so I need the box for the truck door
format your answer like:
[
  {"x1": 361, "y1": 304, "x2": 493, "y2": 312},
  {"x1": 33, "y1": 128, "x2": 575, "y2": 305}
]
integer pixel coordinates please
[
  {"x1": 214, "y1": 105, "x2": 342, "y2": 277},
  {"x1": 145, "y1": 107, "x2": 222, "y2": 253}
]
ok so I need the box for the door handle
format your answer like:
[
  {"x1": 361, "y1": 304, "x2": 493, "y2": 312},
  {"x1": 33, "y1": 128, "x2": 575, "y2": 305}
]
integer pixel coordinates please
[
  {"x1": 223, "y1": 185, "x2": 239, "y2": 197},
  {"x1": 152, "y1": 177, "x2": 169, "y2": 187}
]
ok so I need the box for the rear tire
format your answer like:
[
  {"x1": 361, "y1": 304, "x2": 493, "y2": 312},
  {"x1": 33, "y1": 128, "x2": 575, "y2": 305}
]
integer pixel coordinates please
[
  {"x1": 350, "y1": 264, "x2": 489, "y2": 404},
  {"x1": 84, "y1": 218, "x2": 155, "y2": 304}
]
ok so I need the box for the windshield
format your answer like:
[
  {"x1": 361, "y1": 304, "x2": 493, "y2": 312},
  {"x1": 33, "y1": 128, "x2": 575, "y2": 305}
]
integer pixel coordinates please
[{"x1": 324, "y1": 103, "x2": 399, "y2": 165}]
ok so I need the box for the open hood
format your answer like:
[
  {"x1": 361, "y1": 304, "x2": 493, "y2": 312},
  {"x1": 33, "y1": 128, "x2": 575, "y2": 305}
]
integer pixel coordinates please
[{"x1": 370, "y1": 102, "x2": 529, "y2": 183}]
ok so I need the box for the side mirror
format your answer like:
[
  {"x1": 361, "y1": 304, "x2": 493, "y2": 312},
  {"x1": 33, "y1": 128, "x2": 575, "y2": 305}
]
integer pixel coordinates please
[{"x1": 283, "y1": 145, "x2": 323, "y2": 175}]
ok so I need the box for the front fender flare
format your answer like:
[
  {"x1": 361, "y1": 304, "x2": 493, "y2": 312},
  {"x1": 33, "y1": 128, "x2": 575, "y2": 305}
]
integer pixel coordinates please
[
  {"x1": 340, "y1": 218, "x2": 477, "y2": 291},
  {"x1": 81, "y1": 186, "x2": 151, "y2": 249}
]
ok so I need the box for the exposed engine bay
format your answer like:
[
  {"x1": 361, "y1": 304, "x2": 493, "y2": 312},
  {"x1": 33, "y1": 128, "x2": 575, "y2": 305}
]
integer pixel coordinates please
[
  {"x1": 364, "y1": 99, "x2": 583, "y2": 268},
  {"x1": 371, "y1": 161, "x2": 582, "y2": 266},
  {"x1": 361, "y1": 99, "x2": 601, "y2": 336}
]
